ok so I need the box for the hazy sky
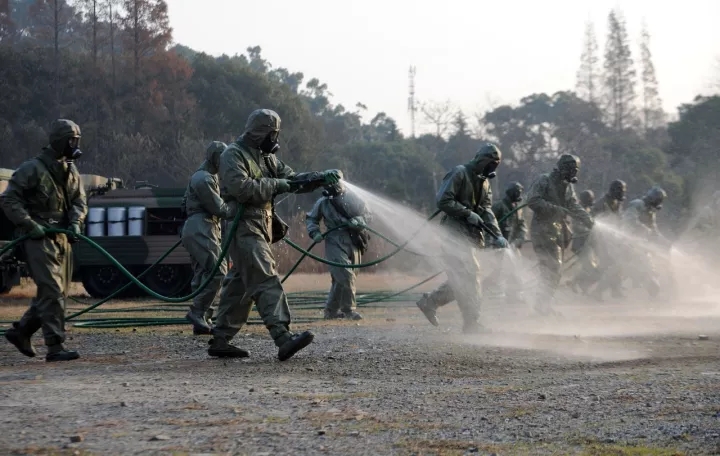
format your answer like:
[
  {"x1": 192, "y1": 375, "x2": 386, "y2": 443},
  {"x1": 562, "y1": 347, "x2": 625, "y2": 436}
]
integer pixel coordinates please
[{"x1": 168, "y1": 0, "x2": 720, "y2": 136}]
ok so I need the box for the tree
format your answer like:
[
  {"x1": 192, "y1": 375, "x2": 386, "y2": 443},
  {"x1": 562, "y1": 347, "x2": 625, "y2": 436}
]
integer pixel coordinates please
[
  {"x1": 420, "y1": 99, "x2": 455, "y2": 139},
  {"x1": 0, "y1": 0, "x2": 15, "y2": 43},
  {"x1": 121, "y1": 0, "x2": 172, "y2": 91},
  {"x1": 576, "y1": 20, "x2": 600, "y2": 105},
  {"x1": 638, "y1": 22, "x2": 665, "y2": 134},
  {"x1": 602, "y1": 9, "x2": 638, "y2": 131},
  {"x1": 28, "y1": 0, "x2": 82, "y2": 109}
]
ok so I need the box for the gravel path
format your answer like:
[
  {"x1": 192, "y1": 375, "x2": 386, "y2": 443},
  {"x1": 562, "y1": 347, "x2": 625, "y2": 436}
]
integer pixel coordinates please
[{"x1": 1, "y1": 300, "x2": 719, "y2": 456}]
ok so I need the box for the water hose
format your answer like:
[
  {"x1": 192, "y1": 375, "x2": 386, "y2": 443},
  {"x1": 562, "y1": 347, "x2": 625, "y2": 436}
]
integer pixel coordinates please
[{"x1": 0, "y1": 201, "x2": 530, "y2": 332}]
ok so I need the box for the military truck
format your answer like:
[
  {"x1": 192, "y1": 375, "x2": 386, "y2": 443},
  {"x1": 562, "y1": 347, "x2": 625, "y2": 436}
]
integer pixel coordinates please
[
  {"x1": 0, "y1": 171, "x2": 192, "y2": 298},
  {"x1": 76, "y1": 182, "x2": 192, "y2": 298}
]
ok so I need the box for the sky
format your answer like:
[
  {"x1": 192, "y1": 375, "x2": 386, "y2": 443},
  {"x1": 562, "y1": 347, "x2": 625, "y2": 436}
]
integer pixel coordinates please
[{"x1": 167, "y1": 0, "x2": 720, "y2": 136}]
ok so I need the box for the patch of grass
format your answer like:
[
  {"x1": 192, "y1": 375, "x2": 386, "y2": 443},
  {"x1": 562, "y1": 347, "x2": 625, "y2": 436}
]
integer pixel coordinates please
[
  {"x1": 10, "y1": 448, "x2": 95, "y2": 456},
  {"x1": 504, "y1": 405, "x2": 536, "y2": 418},
  {"x1": 394, "y1": 439, "x2": 511, "y2": 455},
  {"x1": 581, "y1": 443, "x2": 685, "y2": 456},
  {"x1": 484, "y1": 385, "x2": 522, "y2": 394}
]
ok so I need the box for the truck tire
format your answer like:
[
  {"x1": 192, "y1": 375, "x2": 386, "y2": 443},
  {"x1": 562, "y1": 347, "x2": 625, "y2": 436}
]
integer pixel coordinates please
[
  {"x1": 81, "y1": 266, "x2": 132, "y2": 299},
  {"x1": 142, "y1": 264, "x2": 191, "y2": 298}
]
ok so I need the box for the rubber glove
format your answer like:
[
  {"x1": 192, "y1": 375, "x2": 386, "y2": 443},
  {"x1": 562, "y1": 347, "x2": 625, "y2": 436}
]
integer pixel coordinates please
[
  {"x1": 466, "y1": 212, "x2": 482, "y2": 227},
  {"x1": 494, "y1": 235, "x2": 509, "y2": 248},
  {"x1": 348, "y1": 216, "x2": 365, "y2": 229},
  {"x1": 28, "y1": 223, "x2": 47, "y2": 240},
  {"x1": 323, "y1": 169, "x2": 343, "y2": 185},
  {"x1": 275, "y1": 179, "x2": 291, "y2": 194},
  {"x1": 312, "y1": 233, "x2": 324, "y2": 243},
  {"x1": 67, "y1": 223, "x2": 82, "y2": 243}
]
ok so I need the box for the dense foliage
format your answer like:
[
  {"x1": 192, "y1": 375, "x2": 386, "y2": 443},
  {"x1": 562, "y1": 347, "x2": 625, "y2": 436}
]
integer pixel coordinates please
[{"x1": 0, "y1": 1, "x2": 718, "y2": 233}]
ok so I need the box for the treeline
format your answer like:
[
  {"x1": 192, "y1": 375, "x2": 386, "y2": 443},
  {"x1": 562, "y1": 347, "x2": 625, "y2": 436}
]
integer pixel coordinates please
[{"x1": 0, "y1": 1, "x2": 719, "y2": 233}]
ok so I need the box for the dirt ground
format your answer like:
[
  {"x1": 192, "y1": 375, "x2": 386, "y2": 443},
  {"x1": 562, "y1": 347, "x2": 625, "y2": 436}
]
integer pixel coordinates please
[{"x1": 1, "y1": 274, "x2": 720, "y2": 456}]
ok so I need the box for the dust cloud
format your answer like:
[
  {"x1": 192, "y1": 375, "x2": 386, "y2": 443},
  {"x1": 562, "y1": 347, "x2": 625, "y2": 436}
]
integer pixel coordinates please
[{"x1": 344, "y1": 181, "x2": 720, "y2": 362}]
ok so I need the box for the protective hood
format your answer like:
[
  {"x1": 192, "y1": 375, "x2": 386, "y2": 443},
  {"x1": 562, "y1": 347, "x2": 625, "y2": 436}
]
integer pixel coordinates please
[
  {"x1": 323, "y1": 181, "x2": 346, "y2": 198},
  {"x1": 505, "y1": 181, "x2": 524, "y2": 203},
  {"x1": 579, "y1": 189, "x2": 595, "y2": 208},
  {"x1": 467, "y1": 143, "x2": 502, "y2": 178},
  {"x1": 555, "y1": 154, "x2": 581, "y2": 183},
  {"x1": 200, "y1": 141, "x2": 226, "y2": 175},
  {"x1": 609, "y1": 179, "x2": 627, "y2": 201},
  {"x1": 643, "y1": 186, "x2": 667, "y2": 209},
  {"x1": 48, "y1": 118, "x2": 82, "y2": 160},
  {"x1": 240, "y1": 109, "x2": 281, "y2": 149}
]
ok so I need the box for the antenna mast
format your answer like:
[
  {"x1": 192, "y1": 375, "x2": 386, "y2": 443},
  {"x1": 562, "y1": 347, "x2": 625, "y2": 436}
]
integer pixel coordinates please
[{"x1": 408, "y1": 66, "x2": 417, "y2": 138}]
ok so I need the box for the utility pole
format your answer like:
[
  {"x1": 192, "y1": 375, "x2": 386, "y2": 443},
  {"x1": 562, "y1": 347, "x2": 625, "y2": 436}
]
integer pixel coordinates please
[{"x1": 408, "y1": 66, "x2": 417, "y2": 138}]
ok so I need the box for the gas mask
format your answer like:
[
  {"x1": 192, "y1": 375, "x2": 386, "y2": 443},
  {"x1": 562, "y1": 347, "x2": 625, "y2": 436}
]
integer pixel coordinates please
[
  {"x1": 561, "y1": 166, "x2": 578, "y2": 184},
  {"x1": 322, "y1": 183, "x2": 345, "y2": 198},
  {"x1": 505, "y1": 182, "x2": 524, "y2": 203},
  {"x1": 609, "y1": 180, "x2": 627, "y2": 201},
  {"x1": 644, "y1": 186, "x2": 667, "y2": 211},
  {"x1": 65, "y1": 137, "x2": 82, "y2": 161},
  {"x1": 52, "y1": 137, "x2": 82, "y2": 161},
  {"x1": 259, "y1": 130, "x2": 280, "y2": 154},
  {"x1": 481, "y1": 160, "x2": 499, "y2": 180}
]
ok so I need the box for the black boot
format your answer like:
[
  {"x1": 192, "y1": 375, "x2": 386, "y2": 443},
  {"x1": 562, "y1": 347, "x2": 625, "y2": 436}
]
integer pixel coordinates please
[
  {"x1": 46, "y1": 344, "x2": 80, "y2": 362},
  {"x1": 207, "y1": 337, "x2": 249, "y2": 358},
  {"x1": 277, "y1": 330, "x2": 315, "y2": 362},
  {"x1": 186, "y1": 311, "x2": 212, "y2": 335},
  {"x1": 342, "y1": 310, "x2": 363, "y2": 321},
  {"x1": 4, "y1": 323, "x2": 36, "y2": 358},
  {"x1": 416, "y1": 293, "x2": 439, "y2": 327},
  {"x1": 323, "y1": 310, "x2": 344, "y2": 320}
]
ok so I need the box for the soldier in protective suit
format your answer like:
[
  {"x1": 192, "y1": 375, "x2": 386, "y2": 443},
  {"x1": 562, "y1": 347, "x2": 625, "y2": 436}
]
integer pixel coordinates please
[
  {"x1": 181, "y1": 141, "x2": 236, "y2": 335},
  {"x1": 483, "y1": 181, "x2": 527, "y2": 302},
  {"x1": 415, "y1": 144, "x2": 509, "y2": 333},
  {"x1": 567, "y1": 189, "x2": 597, "y2": 294},
  {"x1": 211, "y1": 108, "x2": 342, "y2": 361},
  {"x1": 1, "y1": 119, "x2": 87, "y2": 362},
  {"x1": 305, "y1": 182, "x2": 372, "y2": 320},
  {"x1": 527, "y1": 154, "x2": 593, "y2": 314},
  {"x1": 589, "y1": 179, "x2": 627, "y2": 300},
  {"x1": 622, "y1": 186, "x2": 669, "y2": 298}
]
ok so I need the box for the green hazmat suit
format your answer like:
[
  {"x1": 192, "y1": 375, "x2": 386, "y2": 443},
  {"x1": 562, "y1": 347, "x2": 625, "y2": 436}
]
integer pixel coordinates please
[
  {"x1": 621, "y1": 187, "x2": 669, "y2": 298},
  {"x1": 0, "y1": 120, "x2": 87, "y2": 349},
  {"x1": 483, "y1": 183, "x2": 527, "y2": 302},
  {"x1": 527, "y1": 155, "x2": 593, "y2": 310},
  {"x1": 416, "y1": 145, "x2": 503, "y2": 331},
  {"x1": 213, "y1": 109, "x2": 330, "y2": 347},
  {"x1": 181, "y1": 141, "x2": 234, "y2": 328},
  {"x1": 305, "y1": 184, "x2": 372, "y2": 318},
  {"x1": 589, "y1": 186, "x2": 626, "y2": 299},
  {"x1": 567, "y1": 191, "x2": 598, "y2": 294}
]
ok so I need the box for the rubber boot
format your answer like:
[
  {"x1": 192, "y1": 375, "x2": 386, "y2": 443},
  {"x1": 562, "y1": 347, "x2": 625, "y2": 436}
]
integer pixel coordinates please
[
  {"x1": 462, "y1": 321, "x2": 489, "y2": 335},
  {"x1": 342, "y1": 310, "x2": 363, "y2": 321},
  {"x1": 186, "y1": 310, "x2": 212, "y2": 335},
  {"x1": 323, "y1": 310, "x2": 344, "y2": 320},
  {"x1": 4, "y1": 323, "x2": 37, "y2": 358},
  {"x1": 277, "y1": 330, "x2": 315, "y2": 362},
  {"x1": 416, "y1": 293, "x2": 439, "y2": 327},
  {"x1": 207, "y1": 337, "x2": 249, "y2": 358},
  {"x1": 45, "y1": 344, "x2": 80, "y2": 362}
]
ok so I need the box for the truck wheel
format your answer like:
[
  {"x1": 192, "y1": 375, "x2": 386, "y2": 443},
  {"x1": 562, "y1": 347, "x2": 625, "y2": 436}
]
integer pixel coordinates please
[
  {"x1": 81, "y1": 266, "x2": 131, "y2": 299},
  {"x1": 142, "y1": 264, "x2": 191, "y2": 298}
]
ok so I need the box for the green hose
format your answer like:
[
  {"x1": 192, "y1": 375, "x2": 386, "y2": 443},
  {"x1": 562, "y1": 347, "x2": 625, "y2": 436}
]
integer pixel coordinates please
[{"x1": 0, "y1": 200, "x2": 530, "y2": 333}]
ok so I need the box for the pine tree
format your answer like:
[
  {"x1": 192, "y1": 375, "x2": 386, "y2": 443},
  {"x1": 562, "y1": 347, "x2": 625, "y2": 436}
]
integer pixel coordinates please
[
  {"x1": 576, "y1": 20, "x2": 600, "y2": 105},
  {"x1": 121, "y1": 0, "x2": 172, "y2": 90},
  {"x1": 639, "y1": 22, "x2": 665, "y2": 132},
  {"x1": 602, "y1": 9, "x2": 638, "y2": 130}
]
